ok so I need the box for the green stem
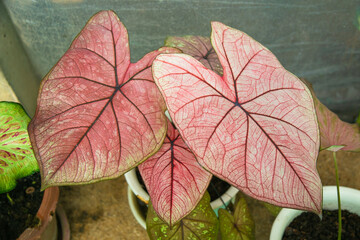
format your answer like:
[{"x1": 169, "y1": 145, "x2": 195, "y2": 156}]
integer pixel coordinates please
[
  {"x1": 6, "y1": 193, "x2": 14, "y2": 205},
  {"x1": 333, "y1": 151, "x2": 341, "y2": 240}
]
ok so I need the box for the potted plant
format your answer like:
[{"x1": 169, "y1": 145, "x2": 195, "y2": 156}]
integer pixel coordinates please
[
  {"x1": 126, "y1": 119, "x2": 239, "y2": 229},
  {"x1": 125, "y1": 35, "x2": 240, "y2": 228},
  {"x1": 271, "y1": 186, "x2": 360, "y2": 240},
  {"x1": 270, "y1": 91, "x2": 360, "y2": 239},
  {"x1": 0, "y1": 102, "x2": 69, "y2": 240},
  {"x1": 28, "y1": 10, "x2": 323, "y2": 239}
]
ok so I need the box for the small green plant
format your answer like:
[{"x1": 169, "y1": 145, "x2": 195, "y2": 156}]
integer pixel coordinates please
[{"x1": 0, "y1": 102, "x2": 38, "y2": 194}]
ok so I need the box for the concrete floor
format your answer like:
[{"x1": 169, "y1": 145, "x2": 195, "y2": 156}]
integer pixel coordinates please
[{"x1": 1, "y1": 74, "x2": 359, "y2": 239}]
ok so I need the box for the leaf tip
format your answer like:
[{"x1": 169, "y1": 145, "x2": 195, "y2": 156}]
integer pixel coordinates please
[{"x1": 210, "y1": 21, "x2": 223, "y2": 28}]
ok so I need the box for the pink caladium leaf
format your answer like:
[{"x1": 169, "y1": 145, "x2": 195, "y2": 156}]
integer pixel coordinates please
[
  {"x1": 139, "y1": 120, "x2": 212, "y2": 226},
  {"x1": 315, "y1": 97, "x2": 360, "y2": 152},
  {"x1": 29, "y1": 11, "x2": 177, "y2": 189},
  {"x1": 165, "y1": 36, "x2": 223, "y2": 75},
  {"x1": 300, "y1": 78, "x2": 360, "y2": 152},
  {"x1": 153, "y1": 22, "x2": 322, "y2": 213}
]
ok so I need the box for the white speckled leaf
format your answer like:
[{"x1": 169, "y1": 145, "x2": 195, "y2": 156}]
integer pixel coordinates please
[
  {"x1": 146, "y1": 191, "x2": 219, "y2": 240},
  {"x1": 219, "y1": 197, "x2": 255, "y2": 240}
]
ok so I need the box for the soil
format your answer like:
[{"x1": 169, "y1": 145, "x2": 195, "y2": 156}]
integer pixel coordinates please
[
  {"x1": 0, "y1": 171, "x2": 44, "y2": 240},
  {"x1": 283, "y1": 210, "x2": 360, "y2": 240}
]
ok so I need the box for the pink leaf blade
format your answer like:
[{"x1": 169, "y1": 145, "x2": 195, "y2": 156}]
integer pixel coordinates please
[
  {"x1": 154, "y1": 22, "x2": 322, "y2": 213},
  {"x1": 139, "y1": 121, "x2": 212, "y2": 226},
  {"x1": 211, "y1": 22, "x2": 265, "y2": 97},
  {"x1": 153, "y1": 54, "x2": 237, "y2": 159},
  {"x1": 315, "y1": 98, "x2": 360, "y2": 152},
  {"x1": 70, "y1": 10, "x2": 130, "y2": 85},
  {"x1": 300, "y1": 78, "x2": 360, "y2": 152},
  {"x1": 29, "y1": 11, "x2": 175, "y2": 189}
]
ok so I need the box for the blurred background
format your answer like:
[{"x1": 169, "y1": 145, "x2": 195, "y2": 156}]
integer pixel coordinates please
[{"x1": 1, "y1": 0, "x2": 359, "y2": 121}]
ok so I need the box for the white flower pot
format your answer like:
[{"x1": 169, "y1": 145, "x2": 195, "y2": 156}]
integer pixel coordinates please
[
  {"x1": 125, "y1": 168, "x2": 238, "y2": 228},
  {"x1": 127, "y1": 186, "x2": 147, "y2": 229},
  {"x1": 270, "y1": 186, "x2": 360, "y2": 240}
]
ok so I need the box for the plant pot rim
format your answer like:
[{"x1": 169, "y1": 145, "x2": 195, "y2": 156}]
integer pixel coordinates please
[
  {"x1": 57, "y1": 204, "x2": 71, "y2": 240},
  {"x1": 127, "y1": 186, "x2": 147, "y2": 229},
  {"x1": 269, "y1": 186, "x2": 360, "y2": 240}
]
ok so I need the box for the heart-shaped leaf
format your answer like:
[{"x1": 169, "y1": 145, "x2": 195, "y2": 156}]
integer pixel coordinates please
[
  {"x1": 153, "y1": 22, "x2": 322, "y2": 213},
  {"x1": 0, "y1": 102, "x2": 38, "y2": 193},
  {"x1": 219, "y1": 197, "x2": 255, "y2": 240},
  {"x1": 165, "y1": 36, "x2": 223, "y2": 75},
  {"x1": 29, "y1": 11, "x2": 177, "y2": 188},
  {"x1": 139, "y1": 120, "x2": 212, "y2": 226},
  {"x1": 146, "y1": 191, "x2": 219, "y2": 240}
]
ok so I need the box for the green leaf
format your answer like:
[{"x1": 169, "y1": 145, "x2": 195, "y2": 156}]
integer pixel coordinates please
[
  {"x1": 219, "y1": 197, "x2": 254, "y2": 240},
  {"x1": 146, "y1": 191, "x2": 219, "y2": 240},
  {"x1": 0, "y1": 102, "x2": 38, "y2": 193},
  {"x1": 323, "y1": 145, "x2": 345, "y2": 152},
  {"x1": 262, "y1": 202, "x2": 282, "y2": 217}
]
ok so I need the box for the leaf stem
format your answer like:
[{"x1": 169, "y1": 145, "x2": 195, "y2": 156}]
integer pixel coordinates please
[
  {"x1": 333, "y1": 151, "x2": 341, "y2": 240},
  {"x1": 6, "y1": 193, "x2": 14, "y2": 205}
]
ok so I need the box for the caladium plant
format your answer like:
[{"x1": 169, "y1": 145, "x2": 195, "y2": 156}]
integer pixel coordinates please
[
  {"x1": 29, "y1": 10, "x2": 323, "y2": 233},
  {"x1": 139, "y1": 120, "x2": 212, "y2": 226},
  {"x1": 153, "y1": 22, "x2": 322, "y2": 214},
  {"x1": 29, "y1": 11, "x2": 178, "y2": 188}
]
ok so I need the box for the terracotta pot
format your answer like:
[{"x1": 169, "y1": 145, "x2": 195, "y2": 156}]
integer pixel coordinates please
[
  {"x1": 18, "y1": 187, "x2": 70, "y2": 240},
  {"x1": 270, "y1": 186, "x2": 360, "y2": 240},
  {"x1": 125, "y1": 168, "x2": 238, "y2": 228}
]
